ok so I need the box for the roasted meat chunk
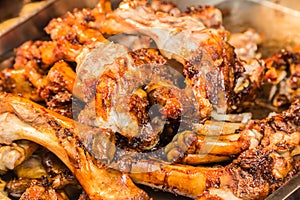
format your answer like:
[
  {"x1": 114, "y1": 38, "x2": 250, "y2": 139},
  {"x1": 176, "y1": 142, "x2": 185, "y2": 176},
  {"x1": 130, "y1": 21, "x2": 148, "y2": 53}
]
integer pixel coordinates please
[
  {"x1": 0, "y1": 0, "x2": 299, "y2": 199},
  {"x1": 0, "y1": 93, "x2": 149, "y2": 200}
]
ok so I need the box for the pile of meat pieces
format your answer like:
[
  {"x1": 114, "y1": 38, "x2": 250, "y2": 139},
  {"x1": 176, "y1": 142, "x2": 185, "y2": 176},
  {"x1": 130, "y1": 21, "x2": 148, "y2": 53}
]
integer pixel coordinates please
[{"x1": 0, "y1": 0, "x2": 299, "y2": 200}]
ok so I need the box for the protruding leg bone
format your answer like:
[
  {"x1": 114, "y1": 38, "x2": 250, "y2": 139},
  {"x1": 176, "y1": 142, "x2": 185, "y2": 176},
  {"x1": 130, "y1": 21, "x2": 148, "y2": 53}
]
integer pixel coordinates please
[{"x1": 0, "y1": 93, "x2": 149, "y2": 200}]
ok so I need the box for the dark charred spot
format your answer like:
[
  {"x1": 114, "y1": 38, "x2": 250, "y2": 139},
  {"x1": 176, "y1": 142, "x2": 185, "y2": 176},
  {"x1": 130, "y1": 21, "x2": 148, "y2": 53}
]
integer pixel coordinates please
[
  {"x1": 273, "y1": 94, "x2": 289, "y2": 107},
  {"x1": 0, "y1": 72, "x2": 15, "y2": 92},
  {"x1": 204, "y1": 169, "x2": 222, "y2": 189},
  {"x1": 183, "y1": 61, "x2": 199, "y2": 79},
  {"x1": 129, "y1": 48, "x2": 166, "y2": 66},
  {"x1": 46, "y1": 91, "x2": 73, "y2": 118},
  {"x1": 83, "y1": 13, "x2": 95, "y2": 22},
  {"x1": 65, "y1": 33, "x2": 80, "y2": 45},
  {"x1": 129, "y1": 93, "x2": 150, "y2": 125},
  {"x1": 183, "y1": 50, "x2": 206, "y2": 80},
  {"x1": 185, "y1": 5, "x2": 212, "y2": 14},
  {"x1": 148, "y1": 86, "x2": 182, "y2": 119},
  {"x1": 291, "y1": 52, "x2": 300, "y2": 64},
  {"x1": 269, "y1": 118, "x2": 289, "y2": 132},
  {"x1": 47, "y1": 118, "x2": 87, "y2": 169},
  {"x1": 33, "y1": 58, "x2": 42, "y2": 67}
]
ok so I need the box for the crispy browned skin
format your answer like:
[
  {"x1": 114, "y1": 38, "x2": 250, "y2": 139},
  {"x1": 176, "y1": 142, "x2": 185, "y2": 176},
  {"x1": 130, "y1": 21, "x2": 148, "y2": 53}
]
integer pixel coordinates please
[
  {"x1": 44, "y1": 60, "x2": 76, "y2": 96},
  {"x1": 5, "y1": 150, "x2": 79, "y2": 199},
  {"x1": 1, "y1": 93, "x2": 299, "y2": 199},
  {"x1": 114, "y1": 99, "x2": 300, "y2": 199},
  {"x1": 235, "y1": 99, "x2": 300, "y2": 191},
  {"x1": 6, "y1": 0, "x2": 264, "y2": 120},
  {"x1": 3, "y1": 35, "x2": 79, "y2": 117},
  {"x1": 1, "y1": 0, "x2": 299, "y2": 199},
  {"x1": 0, "y1": 58, "x2": 75, "y2": 118},
  {"x1": 44, "y1": 9, "x2": 105, "y2": 45},
  {"x1": 97, "y1": 0, "x2": 264, "y2": 119},
  {"x1": 2, "y1": 0, "x2": 265, "y2": 162},
  {"x1": 7, "y1": 177, "x2": 74, "y2": 200},
  {"x1": 20, "y1": 183, "x2": 65, "y2": 200},
  {"x1": 264, "y1": 50, "x2": 300, "y2": 107},
  {"x1": 0, "y1": 1, "x2": 116, "y2": 120},
  {"x1": 12, "y1": 36, "x2": 99, "y2": 94},
  {"x1": 8, "y1": 0, "x2": 108, "y2": 101},
  {"x1": 150, "y1": 0, "x2": 181, "y2": 16},
  {"x1": 14, "y1": 40, "x2": 78, "y2": 91},
  {"x1": 94, "y1": 48, "x2": 179, "y2": 150},
  {"x1": 41, "y1": 61, "x2": 76, "y2": 118},
  {"x1": 0, "y1": 67, "x2": 41, "y2": 101},
  {"x1": 0, "y1": 93, "x2": 149, "y2": 200},
  {"x1": 7, "y1": 0, "x2": 264, "y2": 120}
]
